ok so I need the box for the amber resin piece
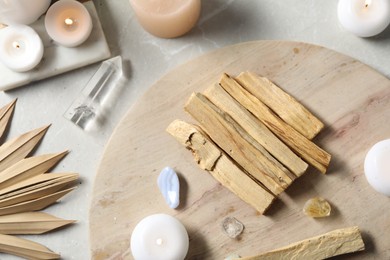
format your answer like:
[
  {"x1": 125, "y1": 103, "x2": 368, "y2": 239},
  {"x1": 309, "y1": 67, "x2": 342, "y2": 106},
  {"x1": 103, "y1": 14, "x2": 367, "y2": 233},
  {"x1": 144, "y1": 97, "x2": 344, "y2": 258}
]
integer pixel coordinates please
[{"x1": 303, "y1": 197, "x2": 331, "y2": 218}]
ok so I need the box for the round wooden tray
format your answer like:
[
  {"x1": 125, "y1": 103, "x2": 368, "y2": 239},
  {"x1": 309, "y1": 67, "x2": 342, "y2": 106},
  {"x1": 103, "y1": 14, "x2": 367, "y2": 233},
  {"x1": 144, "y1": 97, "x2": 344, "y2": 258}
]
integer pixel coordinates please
[{"x1": 89, "y1": 41, "x2": 390, "y2": 259}]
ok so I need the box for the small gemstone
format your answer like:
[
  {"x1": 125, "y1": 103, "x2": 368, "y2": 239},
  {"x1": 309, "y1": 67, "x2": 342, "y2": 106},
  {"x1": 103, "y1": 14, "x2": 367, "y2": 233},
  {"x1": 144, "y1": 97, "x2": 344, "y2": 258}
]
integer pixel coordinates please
[
  {"x1": 303, "y1": 197, "x2": 331, "y2": 218},
  {"x1": 222, "y1": 217, "x2": 244, "y2": 238}
]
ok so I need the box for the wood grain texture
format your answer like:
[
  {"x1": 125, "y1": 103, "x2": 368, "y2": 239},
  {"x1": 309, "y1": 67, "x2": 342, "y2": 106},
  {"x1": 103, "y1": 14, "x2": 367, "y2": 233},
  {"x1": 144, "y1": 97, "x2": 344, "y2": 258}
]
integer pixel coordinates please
[{"x1": 89, "y1": 41, "x2": 390, "y2": 259}]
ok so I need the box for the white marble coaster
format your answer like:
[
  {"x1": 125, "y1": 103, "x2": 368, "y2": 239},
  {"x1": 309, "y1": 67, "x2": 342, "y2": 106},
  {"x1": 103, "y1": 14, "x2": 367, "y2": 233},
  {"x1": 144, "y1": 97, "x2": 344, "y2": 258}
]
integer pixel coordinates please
[{"x1": 0, "y1": 1, "x2": 111, "y2": 91}]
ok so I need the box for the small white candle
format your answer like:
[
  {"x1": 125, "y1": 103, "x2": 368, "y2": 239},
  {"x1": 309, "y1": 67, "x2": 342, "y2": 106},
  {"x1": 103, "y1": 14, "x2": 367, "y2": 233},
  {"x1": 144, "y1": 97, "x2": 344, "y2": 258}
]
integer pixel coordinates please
[
  {"x1": 0, "y1": 24, "x2": 43, "y2": 72},
  {"x1": 338, "y1": 0, "x2": 390, "y2": 37},
  {"x1": 0, "y1": 0, "x2": 51, "y2": 25},
  {"x1": 44, "y1": 0, "x2": 93, "y2": 47},
  {"x1": 364, "y1": 139, "x2": 390, "y2": 196},
  {"x1": 130, "y1": 214, "x2": 189, "y2": 260},
  {"x1": 129, "y1": 0, "x2": 201, "y2": 38}
]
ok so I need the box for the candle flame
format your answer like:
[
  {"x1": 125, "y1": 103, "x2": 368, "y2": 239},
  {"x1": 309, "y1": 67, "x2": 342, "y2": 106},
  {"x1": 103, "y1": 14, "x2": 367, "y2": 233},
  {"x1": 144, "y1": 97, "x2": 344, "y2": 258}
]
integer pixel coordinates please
[
  {"x1": 12, "y1": 41, "x2": 20, "y2": 49},
  {"x1": 365, "y1": 0, "x2": 371, "y2": 8},
  {"x1": 156, "y1": 238, "x2": 163, "y2": 246},
  {"x1": 64, "y1": 18, "x2": 74, "y2": 26}
]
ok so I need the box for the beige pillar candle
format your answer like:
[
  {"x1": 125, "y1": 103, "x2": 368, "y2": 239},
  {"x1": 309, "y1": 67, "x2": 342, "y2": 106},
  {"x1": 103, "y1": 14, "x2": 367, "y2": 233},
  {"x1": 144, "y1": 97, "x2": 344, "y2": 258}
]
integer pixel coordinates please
[{"x1": 129, "y1": 0, "x2": 201, "y2": 38}]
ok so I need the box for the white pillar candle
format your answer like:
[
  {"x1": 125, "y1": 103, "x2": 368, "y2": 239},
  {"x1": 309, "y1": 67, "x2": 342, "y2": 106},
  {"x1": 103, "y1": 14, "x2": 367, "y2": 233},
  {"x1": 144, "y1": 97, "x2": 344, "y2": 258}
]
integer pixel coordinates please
[
  {"x1": 129, "y1": 0, "x2": 201, "y2": 38},
  {"x1": 130, "y1": 214, "x2": 189, "y2": 260},
  {"x1": 44, "y1": 0, "x2": 93, "y2": 47},
  {"x1": 364, "y1": 139, "x2": 390, "y2": 196},
  {"x1": 0, "y1": 0, "x2": 51, "y2": 25},
  {"x1": 0, "y1": 24, "x2": 43, "y2": 72},
  {"x1": 338, "y1": 0, "x2": 390, "y2": 37}
]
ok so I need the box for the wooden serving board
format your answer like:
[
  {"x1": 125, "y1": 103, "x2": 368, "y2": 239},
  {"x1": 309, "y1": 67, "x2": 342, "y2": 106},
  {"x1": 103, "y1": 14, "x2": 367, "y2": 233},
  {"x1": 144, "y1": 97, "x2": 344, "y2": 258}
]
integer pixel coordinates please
[{"x1": 89, "y1": 41, "x2": 390, "y2": 259}]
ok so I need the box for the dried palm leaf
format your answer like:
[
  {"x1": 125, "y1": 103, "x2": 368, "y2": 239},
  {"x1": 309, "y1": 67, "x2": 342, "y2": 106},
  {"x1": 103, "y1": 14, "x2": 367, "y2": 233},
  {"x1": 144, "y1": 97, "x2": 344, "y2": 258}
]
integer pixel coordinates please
[
  {"x1": 0, "y1": 100, "x2": 16, "y2": 141},
  {"x1": 0, "y1": 174, "x2": 78, "y2": 208},
  {"x1": 0, "y1": 233, "x2": 60, "y2": 259},
  {"x1": 0, "y1": 212, "x2": 75, "y2": 234},
  {"x1": 0, "y1": 173, "x2": 78, "y2": 200},
  {"x1": 0, "y1": 187, "x2": 75, "y2": 216},
  {"x1": 0, "y1": 125, "x2": 50, "y2": 173},
  {"x1": 0, "y1": 152, "x2": 68, "y2": 190}
]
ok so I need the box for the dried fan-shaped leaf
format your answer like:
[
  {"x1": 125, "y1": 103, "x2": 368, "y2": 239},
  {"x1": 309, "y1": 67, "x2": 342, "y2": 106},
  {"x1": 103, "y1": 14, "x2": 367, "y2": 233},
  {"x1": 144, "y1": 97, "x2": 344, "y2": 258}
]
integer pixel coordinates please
[
  {"x1": 0, "y1": 187, "x2": 75, "y2": 216},
  {"x1": 0, "y1": 125, "x2": 50, "y2": 172},
  {"x1": 0, "y1": 233, "x2": 60, "y2": 259},
  {"x1": 0, "y1": 212, "x2": 75, "y2": 234},
  {"x1": 0, "y1": 173, "x2": 78, "y2": 197},
  {"x1": 0, "y1": 174, "x2": 78, "y2": 208},
  {"x1": 0, "y1": 100, "x2": 16, "y2": 141},
  {"x1": 0, "y1": 151, "x2": 68, "y2": 190}
]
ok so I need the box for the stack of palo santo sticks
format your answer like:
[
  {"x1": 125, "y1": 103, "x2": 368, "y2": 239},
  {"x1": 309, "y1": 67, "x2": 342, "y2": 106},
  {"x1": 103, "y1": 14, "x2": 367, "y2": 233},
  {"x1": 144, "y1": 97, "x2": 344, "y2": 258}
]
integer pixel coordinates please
[
  {"x1": 167, "y1": 72, "x2": 331, "y2": 214},
  {"x1": 0, "y1": 100, "x2": 78, "y2": 259}
]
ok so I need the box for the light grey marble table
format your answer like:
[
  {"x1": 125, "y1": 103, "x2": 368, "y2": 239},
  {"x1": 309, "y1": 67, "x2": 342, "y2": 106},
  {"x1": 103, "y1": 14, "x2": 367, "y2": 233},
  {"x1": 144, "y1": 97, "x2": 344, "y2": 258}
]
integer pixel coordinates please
[{"x1": 1, "y1": 0, "x2": 389, "y2": 259}]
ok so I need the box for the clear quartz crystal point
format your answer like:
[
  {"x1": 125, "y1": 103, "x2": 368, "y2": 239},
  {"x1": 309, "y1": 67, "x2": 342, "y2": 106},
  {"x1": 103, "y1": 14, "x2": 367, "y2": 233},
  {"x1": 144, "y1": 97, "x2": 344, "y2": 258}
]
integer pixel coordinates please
[
  {"x1": 222, "y1": 217, "x2": 244, "y2": 238},
  {"x1": 64, "y1": 56, "x2": 123, "y2": 130}
]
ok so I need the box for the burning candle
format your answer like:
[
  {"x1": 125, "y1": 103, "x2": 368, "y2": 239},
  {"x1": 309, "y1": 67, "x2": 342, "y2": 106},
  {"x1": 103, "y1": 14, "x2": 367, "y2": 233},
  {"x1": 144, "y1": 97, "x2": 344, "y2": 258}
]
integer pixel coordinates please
[
  {"x1": 364, "y1": 139, "x2": 390, "y2": 196},
  {"x1": 0, "y1": 24, "x2": 43, "y2": 72},
  {"x1": 44, "y1": 0, "x2": 93, "y2": 47},
  {"x1": 129, "y1": 0, "x2": 201, "y2": 38},
  {"x1": 130, "y1": 214, "x2": 189, "y2": 260},
  {"x1": 338, "y1": 0, "x2": 390, "y2": 37},
  {"x1": 0, "y1": 0, "x2": 51, "y2": 25}
]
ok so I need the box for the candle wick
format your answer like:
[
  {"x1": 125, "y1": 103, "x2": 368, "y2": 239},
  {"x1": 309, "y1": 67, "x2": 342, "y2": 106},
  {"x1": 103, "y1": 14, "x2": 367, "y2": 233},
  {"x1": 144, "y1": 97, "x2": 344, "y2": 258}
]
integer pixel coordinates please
[
  {"x1": 364, "y1": 0, "x2": 371, "y2": 8},
  {"x1": 12, "y1": 42, "x2": 20, "y2": 49}
]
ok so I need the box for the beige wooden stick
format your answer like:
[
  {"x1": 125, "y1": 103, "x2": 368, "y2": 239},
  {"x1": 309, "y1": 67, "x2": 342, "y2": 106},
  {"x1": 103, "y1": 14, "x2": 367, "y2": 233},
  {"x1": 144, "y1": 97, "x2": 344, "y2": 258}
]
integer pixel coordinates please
[
  {"x1": 0, "y1": 151, "x2": 68, "y2": 190},
  {"x1": 0, "y1": 99, "x2": 16, "y2": 140},
  {"x1": 237, "y1": 226, "x2": 364, "y2": 260},
  {"x1": 0, "y1": 212, "x2": 75, "y2": 234},
  {"x1": 167, "y1": 120, "x2": 275, "y2": 214},
  {"x1": 0, "y1": 233, "x2": 60, "y2": 259},
  {"x1": 204, "y1": 83, "x2": 308, "y2": 178},
  {"x1": 219, "y1": 74, "x2": 331, "y2": 174},
  {"x1": 185, "y1": 93, "x2": 294, "y2": 196},
  {"x1": 0, "y1": 125, "x2": 50, "y2": 172},
  {"x1": 236, "y1": 72, "x2": 324, "y2": 140}
]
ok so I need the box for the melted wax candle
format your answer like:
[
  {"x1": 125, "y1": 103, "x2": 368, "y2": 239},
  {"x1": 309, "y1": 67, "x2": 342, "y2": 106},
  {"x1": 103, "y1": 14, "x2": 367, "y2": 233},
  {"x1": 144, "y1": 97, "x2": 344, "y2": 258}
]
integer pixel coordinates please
[
  {"x1": 0, "y1": 0, "x2": 51, "y2": 25},
  {"x1": 129, "y1": 0, "x2": 201, "y2": 38},
  {"x1": 0, "y1": 24, "x2": 43, "y2": 72},
  {"x1": 338, "y1": 0, "x2": 390, "y2": 37},
  {"x1": 130, "y1": 214, "x2": 189, "y2": 260},
  {"x1": 364, "y1": 139, "x2": 390, "y2": 196},
  {"x1": 45, "y1": 0, "x2": 93, "y2": 47}
]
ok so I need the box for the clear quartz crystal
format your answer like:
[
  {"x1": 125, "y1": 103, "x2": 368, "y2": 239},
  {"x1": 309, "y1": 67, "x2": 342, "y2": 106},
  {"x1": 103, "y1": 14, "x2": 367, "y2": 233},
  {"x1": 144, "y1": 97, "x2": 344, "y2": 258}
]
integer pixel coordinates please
[
  {"x1": 303, "y1": 197, "x2": 331, "y2": 218},
  {"x1": 64, "y1": 56, "x2": 123, "y2": 130},
  {"x1": 222, "y1": 217, "x2": 244, "y2": 238}
]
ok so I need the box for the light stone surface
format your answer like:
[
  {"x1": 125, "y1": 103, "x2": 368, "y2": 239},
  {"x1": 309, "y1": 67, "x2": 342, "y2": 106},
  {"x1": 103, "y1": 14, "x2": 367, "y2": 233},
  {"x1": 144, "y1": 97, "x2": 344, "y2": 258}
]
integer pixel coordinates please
[{"x1": 0, "y1": 0, "x2": 390, "y2": 259}]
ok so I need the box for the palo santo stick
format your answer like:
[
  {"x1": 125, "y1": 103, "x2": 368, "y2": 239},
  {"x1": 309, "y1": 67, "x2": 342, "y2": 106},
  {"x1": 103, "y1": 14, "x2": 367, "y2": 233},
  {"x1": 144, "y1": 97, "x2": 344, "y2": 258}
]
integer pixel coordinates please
[
  {"x1": 0, "y1": 233, "x2": 60, "y2": 259},
  {"x1": 204, "y1": 84, "x2": 308, "y2": 178},
  {"x1": 0, "y1": 187, "x2": 75, "y2": 216},
  {"x1": 0, "y1": 99, "x2": 16, "y2": 141},
  {"x1": 237, "y1": 226, "x2": 364, "y2": 260},
  {"x1": 185, "y1": 93, "x2": 294, "y2": 196},
  {"x1": 219, "y1": 74, "x2": 331, "y2": 174},
  {"x1": 0, "y1": 151, "x2": 68, "y2": 190},
  {"x1": 236, "y1": 72, "x2": 324, "y2": 140},
  {"x1": 167, "y1": 120, "x2": 275, "y2": 214},
  {"x1": 0, "y1": 212, "x2": 75, "y2": 234},
  {"x1": 0, "y1": 125, "x2": 50, "y2": 173}
]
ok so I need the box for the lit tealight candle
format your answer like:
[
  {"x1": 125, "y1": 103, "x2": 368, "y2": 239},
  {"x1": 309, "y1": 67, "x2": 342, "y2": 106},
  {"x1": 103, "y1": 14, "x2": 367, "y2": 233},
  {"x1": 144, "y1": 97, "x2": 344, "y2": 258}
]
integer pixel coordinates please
[
  {"x1": 0, "y1": 0, "x2": 51, "y2": 25},
  {"x1": 364, "y1": 139, "x2": 390, "y2": 196},
  {"x1": 0, "y1": 24, "x2": 43, "y2": 72},
  {"x1": 129, "y1": 0, "x2": 201, "y2": 38},
  {"x1": 130, "y1": 214, "x2": 189, "y2": 260},
  {"x1": 338, "y1": 0, "x2": 390, "y2": 37},
  {"x1": 44, "y1": 0, "x2": 93, "y2": 47}
]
